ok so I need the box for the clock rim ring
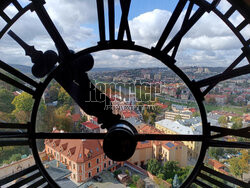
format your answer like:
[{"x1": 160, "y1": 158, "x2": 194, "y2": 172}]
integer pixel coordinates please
[
  {"x1": 28, "y1": 44, "x2": 208, "y2": 188},
  {"x1": 0, "y1": 0, "x2": 248, "y2": 187}
]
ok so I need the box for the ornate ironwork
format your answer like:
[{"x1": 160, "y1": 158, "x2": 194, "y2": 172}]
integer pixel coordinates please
[{"x1": 0, "y1": 0, "x2": 249, "y2": 187}]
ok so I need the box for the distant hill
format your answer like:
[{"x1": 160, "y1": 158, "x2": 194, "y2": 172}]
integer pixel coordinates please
[
  {"x1": 8, "y1": 64, "x2": 228, "y2": 75},
  {"x1": 10, "y1": 64, "x2": 32, "y2": 75},
  {"x1": 90, "y1": 67, "x2": 133, "y2": 72}
]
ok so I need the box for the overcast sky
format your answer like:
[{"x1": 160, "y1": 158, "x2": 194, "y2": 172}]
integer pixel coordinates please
[{"x1": 0, "y1": 0, "x2": 249, "y2": 68}]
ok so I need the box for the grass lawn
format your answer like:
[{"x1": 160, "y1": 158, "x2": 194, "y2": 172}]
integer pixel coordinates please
[
  {"x1": 158, "y1": 96, "x2": 245, "y2": 115},
  {"x1": 205, "y1": 104, "x2": 244, "y2": 115}
]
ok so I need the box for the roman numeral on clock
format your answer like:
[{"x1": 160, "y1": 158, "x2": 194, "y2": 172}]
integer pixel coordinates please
[
  {"x1": 96, "y1": 0, "x2": 132, "y2": 43},
  {"x1": 195, "y1": 50, "x2": 250, "y2": 97},
  {"x1": 153, "y1": 0, "x2": 220, "y2": 59},
  {"x1": 0, "y1": 60, "x2": 39, "y2": 96},
  {"x1": 193, "y1": 164, "x2": 249, "y2": 188}
]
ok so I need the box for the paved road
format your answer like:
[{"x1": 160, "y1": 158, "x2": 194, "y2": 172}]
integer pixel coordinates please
[{"x1": 84, "y1": 171, "x2": 126, "y2": 188}]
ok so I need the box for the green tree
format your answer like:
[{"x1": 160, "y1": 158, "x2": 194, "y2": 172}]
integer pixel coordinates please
[
  {"x1": 11, "y1": 92, "x2": 33, "y2": 122},
  {"x1": 132, "y1": 174, "x2": 139, "y2": 184},
  {"x1": 176, "y1": 166, "x2": 192, "y2": 184},
  {"x1": 81, "y1": 115, "x2": 87, "y2": 122},
  {"x1": 147, "y1": 159, "x2": 161, "y2": 175},
  {"x1": 143, "y1": 108, "x2": 150, "y2": 123},
  {"x1": 207, "y1": 97, "x2": 216, "y2": 105},
  {"x1": 8, "y1": 153, "x2": 22, "y2": 163},
  {"x1": 54, "y1": 105, "x2": 70, "y2": 116},
  {"x1": 162, "y1": 161, "x2": 180, "y2": 180},
  {"x1": 149, "y1": 112, "x2": 156, "y2": 125},
  {"x1": 208, "y1": 147, "x2": 224, "y2": 160},
  {"x1": 229, "y1": 150, "x2": 249, "y2": 179},
  {"x1": 157, "y1": 173, "x2": 164, "y2": 179},
  {"x1": 192, "y1": 111, "x2": 200, "y2": 117},
  {"x1": 47, "y1": 85, "x2": 59, "y2": 102},
  {"x1": 0, "y1": 146, "x2": 30, "y2": 165},
  {"x1": 12, "y1": 92, "x2": 33, "y2": 112},
  {"x1": 125, "y1": 169, "x2": 129, "y2": 175},
  {"x1": 0, "y1": 112, "x2": 16, "y2": 122},
  {"x1": 0, "y1": 89, "x2": 15, "y2": 113},
  {"x1": 218, "y1": 116, "x2": 228, "y2": 127},
  {"x1": 55, "y1": 114, "x2": 73, "y2": 132},
  {"x1": 174, "y1": 115, "x2": 182, "y2": 121},
  {"x1": 58, "y1": 87, "x2": 73, "y2": 106},
  {"x1": 231, "y1": 117, "x2": 243, "y2": 129}
]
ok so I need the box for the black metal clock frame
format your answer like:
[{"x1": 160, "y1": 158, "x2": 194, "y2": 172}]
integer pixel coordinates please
[{"x1": 0, "y1": 0, "x2": 249, "y2": 187}]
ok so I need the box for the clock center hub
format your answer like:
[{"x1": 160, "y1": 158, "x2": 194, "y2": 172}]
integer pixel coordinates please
[{"x1": 103, "y1": 121, "x2": 137, "y2": 161}]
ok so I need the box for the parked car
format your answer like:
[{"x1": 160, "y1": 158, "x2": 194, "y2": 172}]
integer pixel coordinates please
[{"x1": 93, "y1": 175, "x2": 103, "y2": 182}]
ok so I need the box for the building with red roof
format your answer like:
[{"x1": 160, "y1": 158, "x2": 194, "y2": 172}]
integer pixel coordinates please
[
  {"x1": 205, "y1": 94, "x2": 228, "y2": 104},
  {"x1": 81, "y1": 121, "x2": 100, "y2": 133},
  {"x1": 71, "y1": 114, "x2": 81, "y2": 122},
  {"x1": 120, "y1": 110, "x2": 139, "y2": 119},
  {"x1": 44, "y1": 128, "x2": 122, "y2": 183},
  {"x1": 208, "y1": 159, "x2": 229, "y2": 175},
  {"x1": 128, "y1": 125, "x2": 187, "y2": 167},
  {"x1": 155, "y1": 103, "x2": 168, "y2": 109}
]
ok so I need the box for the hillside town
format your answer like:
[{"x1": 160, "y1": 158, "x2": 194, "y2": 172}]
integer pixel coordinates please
[{"x1": 0, "y1": 66, "x2": 249, "y2": 187}]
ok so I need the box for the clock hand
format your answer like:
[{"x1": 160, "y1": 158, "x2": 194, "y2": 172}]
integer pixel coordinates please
[
  {"x1": 8, "y1": 30, "x2": 119, "y2": 127},
  {"x1": 8, "y1": 29, "x2": 136, "y2": 160},
  {"x1": 8, "y1": 30, "x2": 58, "y2": 78},
  {"x1": 54, "y1": 54, "x2": 121, "y2": 129}
]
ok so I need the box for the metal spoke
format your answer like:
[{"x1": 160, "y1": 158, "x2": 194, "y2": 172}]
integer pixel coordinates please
[
  {"x1": 35, "y1": 132, "x2": 106, "y2": 139},
  {"x1": 210, "y1": 126, "x2": 250, "y2": 139},
  {"x1": 0, "y1": 140, "x2": 29, "y2": 146},
  {"x1": 0, "y1": 132, "x2": 29, "y2": 138},
  {"x1": 196, "y1": 65, "x2": 250, "y2": 90},
  {"x1": 35, "y1": 132, "x2": 203, "y2": 141},
  {"x1": 0, "y1": 122, "x2": 29, "y2": 129},
  {"x1": 197, "y1": 173, "x2": 231, "y2": 188},
  {"x1": 135, "y1": 134, "x2": 204, "y2": 141},
  {"x1": 0, "y1": 60, "x2": 39, "y2": 88},
  {"x1": 209, "y1": 140, "x2": 250, "y2": 148},
  {"x1": 0, "y1": 71, "x2": 36, "y2": 96},
  {"x1": 0, "y1": 165, "x2": 38, "y2": 186},
  {"x1": 154, "y1": 0, "x2": 187, "y2": 50},
  {"x1": 201, "y1": 53, "x2": 245, "y2": 96},
  {"x1": 201, "y1": 165, "x2": 249, "y2": 188}
]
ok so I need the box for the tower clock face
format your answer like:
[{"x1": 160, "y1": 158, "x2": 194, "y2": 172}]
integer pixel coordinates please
[{"x1": 0, "y1": 0, "x2": 249, "y2": 188}]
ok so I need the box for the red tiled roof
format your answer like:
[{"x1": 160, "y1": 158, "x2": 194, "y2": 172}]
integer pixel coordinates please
[
  {"x1": 121, "y1": 110, "x2": 138, "y2": 119},
  {"x1": 244, "y1": 114, "x2": 250, "y2": 121},
  {"x1": 82, "y1": 121, "x2": 99, "y2": 130},
  {"x1": 208, "y1": 159, "x2": 228, "y2": 175},
  {"x1": 211, "y1": 110, "x2": 238, "y2": 117},
  {"x1": 92, "y1": 117, "x2": 98, "y2": 122},
  {"x1": 61, "y1": 143, "x2": 68, "y2": 150},
  {"x1": 206, "y1": 94, "x2": 228, "y2": 99},
  {"x1": 137, "y1": 140, "x2": 152, "y2": 149},
  {"x1": 189, "y1": 108, "x2": 196, "y2": 113},
  {"x1": 71, "y1": 114, "x2": 81, "y2": 122},
  {"x1": 155, "y1": 103, "x2": 168, "y2": 109},
  {"x1": 45, "y1": 137, "x2": 103, "y2": 163},
  {"x1": 138, "y1": 124, "x2": 162, "y2": 134},
  {"x1": 136, "y1": 125, "x2": 182, "y2": 149}
]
